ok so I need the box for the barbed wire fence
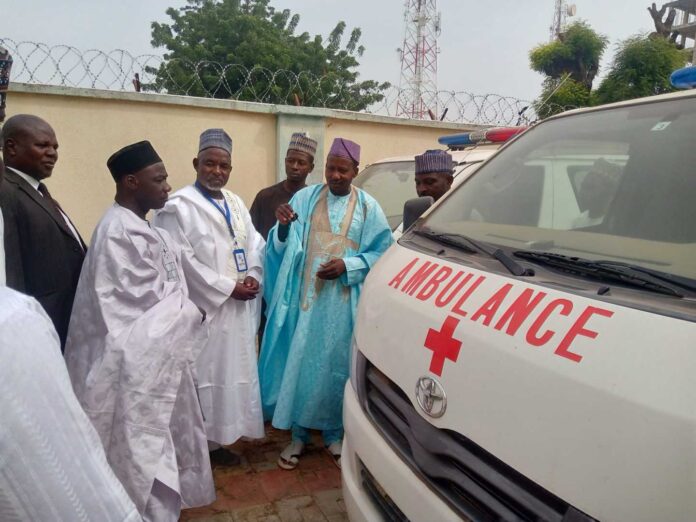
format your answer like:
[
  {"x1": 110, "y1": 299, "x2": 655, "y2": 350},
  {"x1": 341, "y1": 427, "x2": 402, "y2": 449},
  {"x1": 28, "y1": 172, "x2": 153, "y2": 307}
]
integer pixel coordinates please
[{"x1": 1, "y1": 39, "x2": 567, "y2": 126}]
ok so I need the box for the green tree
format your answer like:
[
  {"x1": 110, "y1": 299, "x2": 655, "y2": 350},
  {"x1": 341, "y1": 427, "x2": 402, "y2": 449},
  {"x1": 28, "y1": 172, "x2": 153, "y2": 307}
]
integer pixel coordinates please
[
  {"x1": 148, "y1": 0, "x2": 389, "y2": 110},
  {"x1": 529, "y1": 21, "x2": 608, "y2": 118},
  {"x1": 594, "y1": 35, "x2": 688, "y2": 105}
]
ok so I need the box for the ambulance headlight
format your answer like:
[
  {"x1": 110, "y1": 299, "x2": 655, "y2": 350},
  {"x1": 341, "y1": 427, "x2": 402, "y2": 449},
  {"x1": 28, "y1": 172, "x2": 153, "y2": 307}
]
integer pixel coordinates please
[
  {"x1": 349, "y1": 337, "x2": 369, "y2": 408},
  {"x1": 350, "y1": 336, "x2": 359, "y2": 393}
]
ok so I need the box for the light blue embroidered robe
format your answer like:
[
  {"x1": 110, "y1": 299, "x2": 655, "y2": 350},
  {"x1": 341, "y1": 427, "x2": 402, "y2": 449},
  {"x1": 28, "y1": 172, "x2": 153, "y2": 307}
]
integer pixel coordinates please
[{"x1": 259, "y1": 184, "x2": 393, "y2": 431}]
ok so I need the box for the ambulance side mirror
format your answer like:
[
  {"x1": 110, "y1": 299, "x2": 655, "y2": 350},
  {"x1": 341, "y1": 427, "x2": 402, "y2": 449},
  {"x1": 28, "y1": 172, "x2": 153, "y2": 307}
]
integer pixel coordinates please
[{"x1": 403, "y1": 196, "x2": 434, "y2": 231}]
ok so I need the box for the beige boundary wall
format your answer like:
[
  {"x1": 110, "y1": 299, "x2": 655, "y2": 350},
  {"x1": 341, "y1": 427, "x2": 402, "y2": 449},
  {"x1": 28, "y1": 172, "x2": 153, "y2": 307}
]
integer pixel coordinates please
[{"x1": 7, "y1": 83, "x2": 486, "y2": 239}]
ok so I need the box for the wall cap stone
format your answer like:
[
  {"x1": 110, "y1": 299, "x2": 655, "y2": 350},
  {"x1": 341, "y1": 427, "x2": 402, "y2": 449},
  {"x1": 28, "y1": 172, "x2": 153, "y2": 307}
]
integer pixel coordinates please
[{"x1": 10, "y1": 82, "x2": 489, "y2": 131}]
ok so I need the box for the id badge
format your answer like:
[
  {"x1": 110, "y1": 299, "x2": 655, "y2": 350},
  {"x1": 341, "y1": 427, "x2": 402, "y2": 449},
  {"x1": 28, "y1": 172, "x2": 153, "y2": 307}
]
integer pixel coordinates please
[
  {"x1": 233, "y1": 248, "x2": 248, "y2": 273},
  {"x1": 162, "y1": 250, "x2": 180, "y2": 282}
]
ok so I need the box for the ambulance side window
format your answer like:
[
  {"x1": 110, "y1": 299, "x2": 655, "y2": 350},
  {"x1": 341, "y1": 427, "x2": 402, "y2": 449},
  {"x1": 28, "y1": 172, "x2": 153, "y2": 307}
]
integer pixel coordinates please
[{"x1": 356, "y1": 161, "x2": 416, "y2": 229}]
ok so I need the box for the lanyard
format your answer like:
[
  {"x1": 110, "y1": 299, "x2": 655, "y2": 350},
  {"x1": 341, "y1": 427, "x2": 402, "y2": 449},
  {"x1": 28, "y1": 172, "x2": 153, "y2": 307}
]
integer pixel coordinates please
[{"x1": 195, "y1": 182, "x2": 237, "y2": 242}]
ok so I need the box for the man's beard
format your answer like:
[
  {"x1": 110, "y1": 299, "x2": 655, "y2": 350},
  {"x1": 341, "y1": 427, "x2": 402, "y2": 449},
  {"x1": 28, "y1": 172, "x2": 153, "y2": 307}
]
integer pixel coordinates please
[{"x1": 200, "y1": 178, "x2": 225, "y2": 191}]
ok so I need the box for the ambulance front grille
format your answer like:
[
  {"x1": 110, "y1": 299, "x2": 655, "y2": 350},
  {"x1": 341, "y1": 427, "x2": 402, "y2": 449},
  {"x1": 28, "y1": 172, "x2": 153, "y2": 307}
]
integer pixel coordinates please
[{"x1": 356, "y1": 355, "x2": 597, "y2": 522}]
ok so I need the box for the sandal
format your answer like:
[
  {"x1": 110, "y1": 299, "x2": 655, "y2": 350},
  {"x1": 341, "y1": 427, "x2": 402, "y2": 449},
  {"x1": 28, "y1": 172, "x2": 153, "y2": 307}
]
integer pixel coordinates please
[
  {"x1": 325, "y1": 440, "x2": 342, "y2": 470},
  {"x1": 277, "y1": 440, "x2": 305, "y2": 470}
]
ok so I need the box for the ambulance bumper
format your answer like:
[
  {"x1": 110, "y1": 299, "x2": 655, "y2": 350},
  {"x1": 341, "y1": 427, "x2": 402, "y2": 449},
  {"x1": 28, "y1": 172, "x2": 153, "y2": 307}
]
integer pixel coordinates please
[{"x1": 342, "y1": 382, "x2": 458, "y2": 521}]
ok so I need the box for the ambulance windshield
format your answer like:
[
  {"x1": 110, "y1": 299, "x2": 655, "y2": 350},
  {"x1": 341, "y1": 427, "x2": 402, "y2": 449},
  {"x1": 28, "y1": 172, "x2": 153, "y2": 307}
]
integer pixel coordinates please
[{"x1": 419, "y1": 96, "x2": 696, "y2": 281}]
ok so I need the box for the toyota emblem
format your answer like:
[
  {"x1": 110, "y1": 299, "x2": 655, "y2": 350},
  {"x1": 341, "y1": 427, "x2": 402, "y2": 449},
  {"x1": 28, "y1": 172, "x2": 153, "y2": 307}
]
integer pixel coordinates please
[{"x1": 415, "y1": 376, "x2": 447, "y2": 418}]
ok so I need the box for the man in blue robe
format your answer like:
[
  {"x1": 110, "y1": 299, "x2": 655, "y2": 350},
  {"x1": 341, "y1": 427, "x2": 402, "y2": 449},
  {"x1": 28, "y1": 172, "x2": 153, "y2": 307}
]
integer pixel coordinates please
[{"x1": 259, "y1": 137, "x2": 393, "y2": 470}]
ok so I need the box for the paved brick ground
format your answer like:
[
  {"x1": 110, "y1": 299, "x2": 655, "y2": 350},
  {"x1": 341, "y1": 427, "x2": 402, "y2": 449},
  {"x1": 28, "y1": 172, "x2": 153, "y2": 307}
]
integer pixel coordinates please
[{"x1": 180, "y1": 425, "x2": 348, "y2": 522}]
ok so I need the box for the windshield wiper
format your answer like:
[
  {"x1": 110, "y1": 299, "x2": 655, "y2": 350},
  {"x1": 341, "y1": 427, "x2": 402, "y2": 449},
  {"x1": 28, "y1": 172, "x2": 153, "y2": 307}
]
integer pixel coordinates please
[
  {"x1": 513, "y1": 251, "x2": 686, "y2": 298},
  {"x1": 413, "y1": 229, "x2": 533, "y2": 276},
  {"x1": 590, "y1": 260, "x2": 696, "y2": 293},
  {"x1": 413, "y1": 229, "x2": 477, "y2": 253}
]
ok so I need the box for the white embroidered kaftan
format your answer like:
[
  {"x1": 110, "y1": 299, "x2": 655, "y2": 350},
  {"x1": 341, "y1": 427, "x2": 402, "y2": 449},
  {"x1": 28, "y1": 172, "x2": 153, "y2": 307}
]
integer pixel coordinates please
[
  {"x1": 64, "y1": 204, "x2": 214, "y2": 517},
  {"x1": 154, "y1": 185, "x2": 265, "y2": 444}
]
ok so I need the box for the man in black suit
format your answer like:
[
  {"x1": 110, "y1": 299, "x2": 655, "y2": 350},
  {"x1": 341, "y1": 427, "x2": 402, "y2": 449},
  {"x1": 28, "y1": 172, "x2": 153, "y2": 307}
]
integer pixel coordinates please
[
  {"x1": 0, "y1": 45, "x2": 13, "y2": 285},
  {"x1": 0, "y1": 114, "x2": 86, "y2": 349}
]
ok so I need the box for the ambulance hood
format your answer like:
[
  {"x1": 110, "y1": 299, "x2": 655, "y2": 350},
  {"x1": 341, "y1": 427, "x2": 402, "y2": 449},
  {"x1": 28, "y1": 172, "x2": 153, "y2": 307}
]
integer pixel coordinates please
[{"x1": 355, "y1": 242, "x2": 696, "y2": 522}]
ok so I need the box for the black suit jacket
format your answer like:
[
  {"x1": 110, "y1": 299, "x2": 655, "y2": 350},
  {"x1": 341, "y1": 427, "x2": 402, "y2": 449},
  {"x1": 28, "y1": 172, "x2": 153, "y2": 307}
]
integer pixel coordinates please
[{"x1": 0, "y1": 169, "x2": 86, "y2": 349}]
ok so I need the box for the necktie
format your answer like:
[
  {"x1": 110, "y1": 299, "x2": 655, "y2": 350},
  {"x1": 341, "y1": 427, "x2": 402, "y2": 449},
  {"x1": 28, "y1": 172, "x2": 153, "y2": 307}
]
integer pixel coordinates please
[
  {"x1": 38, "y1": 182, "x2": 84, "y2": 251},
  {"x1": 37, "y1": 182, "x2": 63, "y2": 212},
  {"x1": 37, "y1": 182, "x2": 66, "y2": 219}
]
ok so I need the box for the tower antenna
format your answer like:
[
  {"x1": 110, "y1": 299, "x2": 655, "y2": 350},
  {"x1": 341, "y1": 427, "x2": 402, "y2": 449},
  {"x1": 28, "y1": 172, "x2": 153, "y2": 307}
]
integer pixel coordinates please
[
  {"x1": 550, "y1": 0, "x2": 576, "y2": 41},
  {"x1": 396, "y1": 0, "x2": 440, "y2": 119}
]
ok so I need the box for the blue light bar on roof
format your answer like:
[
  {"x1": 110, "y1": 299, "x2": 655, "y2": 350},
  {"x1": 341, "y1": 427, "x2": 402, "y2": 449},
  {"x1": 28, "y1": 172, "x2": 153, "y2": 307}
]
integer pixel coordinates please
[
  {"x1": 438, "y1": 131, "x2": 482, "y2": 147},
  {"x1": 438, "y1": 127, "x2": 526, "y2": 148},
  {"x1": 670, "y1": 66, "x2": 696, "y2": 90}
]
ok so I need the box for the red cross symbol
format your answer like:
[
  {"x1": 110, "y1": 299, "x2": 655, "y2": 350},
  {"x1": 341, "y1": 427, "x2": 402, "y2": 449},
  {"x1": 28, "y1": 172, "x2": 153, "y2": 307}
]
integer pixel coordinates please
[{"x1": 424, "y1": 316, "x2": 463, "y2": 376}]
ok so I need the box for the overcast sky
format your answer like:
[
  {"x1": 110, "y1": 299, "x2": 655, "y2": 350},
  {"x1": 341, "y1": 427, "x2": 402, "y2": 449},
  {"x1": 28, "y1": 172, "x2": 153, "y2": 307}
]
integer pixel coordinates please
[{"x1": 3, "y1": 0, "x2": 653, "y2": 102}]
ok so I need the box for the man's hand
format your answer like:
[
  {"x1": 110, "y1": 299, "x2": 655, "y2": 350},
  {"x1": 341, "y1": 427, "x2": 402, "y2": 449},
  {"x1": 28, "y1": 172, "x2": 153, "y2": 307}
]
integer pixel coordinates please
[
  {"x1": 275, "y1": 203, "x2": 297, "y2": 226},
  {"x1": 232, "y1": 280, "x2": 259, "y2": 301},
  {"x1": 316, "y1": 258, "x2": 346, "y2": 280},
  {"x1": 243, "y1": 275, "x2": 260, "y2": 291}
]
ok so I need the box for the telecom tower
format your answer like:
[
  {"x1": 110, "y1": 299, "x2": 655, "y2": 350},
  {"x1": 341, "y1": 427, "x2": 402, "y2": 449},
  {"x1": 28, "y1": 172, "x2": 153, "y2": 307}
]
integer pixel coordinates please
[
  {"x1": 396, "y1": 0, "x2": 441, "y2": 119},
  {"x1": 550, "y1": 0, "x2": 577, "y2": 41}
]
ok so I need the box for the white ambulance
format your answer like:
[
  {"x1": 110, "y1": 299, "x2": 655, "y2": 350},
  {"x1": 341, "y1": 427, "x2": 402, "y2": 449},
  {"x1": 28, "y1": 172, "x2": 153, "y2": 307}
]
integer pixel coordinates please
[{"x1": 343, "y1": 84, "x2": 696, "y2": 521}]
